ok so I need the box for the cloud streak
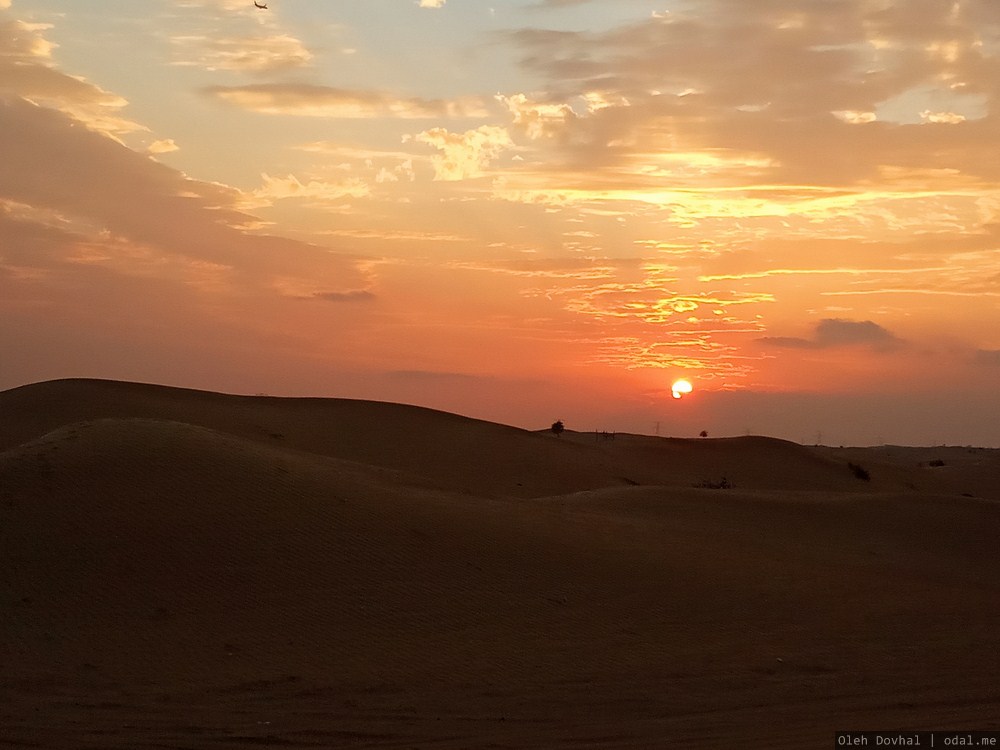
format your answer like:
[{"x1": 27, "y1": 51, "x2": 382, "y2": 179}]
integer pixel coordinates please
[
  {"x1": 172, "y1": 33, "x2": 313, "y2": 73},
  {"x1": 206, "y1": 84, "x2": 490, "y2": 119}
]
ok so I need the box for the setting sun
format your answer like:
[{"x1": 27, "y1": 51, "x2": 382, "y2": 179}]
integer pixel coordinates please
[{"x1": 671, "y1": 379, "x2": 694, "y2": 399}]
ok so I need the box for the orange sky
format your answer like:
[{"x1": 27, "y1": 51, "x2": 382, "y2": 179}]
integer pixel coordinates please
[{"x1": 2, "y1": 0, "x2": 1000, "y2": 445}]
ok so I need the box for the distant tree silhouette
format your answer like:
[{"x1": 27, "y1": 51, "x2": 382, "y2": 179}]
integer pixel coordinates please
[
  {"x1": 551, "y1": 420, "x2": 565, "y2": 437},
  {"x1": 699, "y1": 430, "x2": 708, "y2": 438}
]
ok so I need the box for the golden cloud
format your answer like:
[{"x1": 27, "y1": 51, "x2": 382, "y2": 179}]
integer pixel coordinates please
[
  {"x1": 206, "y1": 84, "x2": 490, "y2": 119},
  {"x1": 0, "y1": 19, "x2": 142, "y2": 137},
  {"x1": 251, "y1": 173, "x2": 371, "y2": 205},
  {"x1": 171, "y1": 33, "x2": 313, "y2": 73},
  {"x1": 409, "y1": 126, "x2": 514, "y2": 181}
]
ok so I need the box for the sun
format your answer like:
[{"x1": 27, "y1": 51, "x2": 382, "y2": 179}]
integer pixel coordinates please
[{"x1": 671, "y1": 378, "x2": 693, "y2": 399}]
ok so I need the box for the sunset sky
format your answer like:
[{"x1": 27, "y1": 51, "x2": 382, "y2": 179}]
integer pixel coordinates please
[{"x1": 3, "y1": 0, "x2": 1000, "y2": 446}]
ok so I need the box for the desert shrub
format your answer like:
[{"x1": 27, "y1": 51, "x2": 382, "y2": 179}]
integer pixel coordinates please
[
  {"x1": 695, "y1": 476, "x2": 731, "y2": 489},
  {"x1": 928, "y1": 459, "x2": 946, "y2": 467},
  {"x1": 848, "y1": 462, "x2": 870, "y2": 481}
]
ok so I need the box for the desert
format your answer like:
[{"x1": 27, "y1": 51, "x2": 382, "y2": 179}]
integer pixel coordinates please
[
  {"x1": 2, "y1": 378, "x2": 999, "y2": 749},
  {"x1": 7, "y1": 0, "x2": 1000, "y2": 747}
]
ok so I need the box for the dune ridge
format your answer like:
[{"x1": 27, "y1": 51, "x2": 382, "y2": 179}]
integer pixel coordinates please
[{"x1": 2, "y1": 379, "x2": 999, "y2": 748}]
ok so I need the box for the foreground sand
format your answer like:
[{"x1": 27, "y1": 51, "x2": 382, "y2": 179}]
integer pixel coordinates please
[{"x1": 2, "y1": 379, "x2": 999, "y2": 748}]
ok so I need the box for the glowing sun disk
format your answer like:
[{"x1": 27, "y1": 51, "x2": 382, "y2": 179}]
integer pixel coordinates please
[{"x1": 671, "y1": 378, "x2": 693, "y2": 399}]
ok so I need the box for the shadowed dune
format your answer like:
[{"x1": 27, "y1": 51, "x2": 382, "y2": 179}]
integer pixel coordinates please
[
  {"x1": 0, "y1": 378, "x2": 634, "y2": 499},
  {"x1": 0, "y1": 378, "x2": 965, "y2": 498},
  {"x1": 2, "y1": 379, "x2": 1000, "y2": 748}
]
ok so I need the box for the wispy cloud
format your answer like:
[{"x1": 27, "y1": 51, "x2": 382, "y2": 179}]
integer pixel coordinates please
[
  {"x1": 447, "y1": 257, "x2": 620, "y2": 280},
  {"x1": 250, "y1": 173, "x2": 371, "y2": 205},
  {"x1": 309, "y1": 290, "x2": 376, "y2": 302},
  {"x1": 171, "y1": 33, "x2": 312, "y2": 73},
  {"x1": 206, "y1": 84, "x2": 490, "y2": 119},
  {"x1": 527, "y1": 0, "x2": 594, "y2": 8}
]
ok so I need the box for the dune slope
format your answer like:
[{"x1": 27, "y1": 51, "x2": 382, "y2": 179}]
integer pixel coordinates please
[
  {"x1": 0, "y1": 378, "x2": 941, "y2": 497},
  {"x1": 0, "y1": 378, "x2": 634, "y2": 498},
  {"x1": 2, "y1": 380, "x2": 1000, "y2": 748}
]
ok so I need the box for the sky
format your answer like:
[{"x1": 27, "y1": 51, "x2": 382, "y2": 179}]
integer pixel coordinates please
[{"x1": 2, "y1": 0, "x2": 1000, "y2": 446}]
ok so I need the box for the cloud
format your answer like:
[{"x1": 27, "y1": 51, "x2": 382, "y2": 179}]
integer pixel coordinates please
[
  {"x1": 147, "y1": 138, "x2": 179, "y2": 155},
  {"x1": 296, "y1": 142, "x2": 418, "y2": 161},
  {"x1": 171, "y1": 33, "x2": 312, "y2": 73},
  {"x1": 0, "y1": 19, "x2": 142, "y2": 137},
  {"x1": 409, "y1": 126, "x2": 514, "y2": 180},
  {"x1": 318, "y1": 228, "x2": 465, "y2": 243},
  {"x1": 527, "y1": 0, "x2": 595, "y2": 8},
  {"x1": 494, "y1": 0, "x2": 1000, "y2": 198},
  {"x1": 760, "y1": 319, "x2": 904, "y2": 351},
  {"x1": 920, "y1": 110, "x2": 967, "y2": 124},
  {"x1": 0, "y1": 95, "x2": 368, "y2": 294},
  {"x1": 309, "y1": 290, "x2": 376, "y2": 302},
  {"x1": 206, "y1": 84, "x2": 490, "y2": 119},
  {"x1": 418, "y1": 0, "x2": 446, "y2": 7},
  {"x1": 448, "y1": 257, "x2": 620, "y2": 280},
  {"x1": 175, "y1": 0, "x2": 254, "y2": 10},
  {"x1": 251, "y1": 173, "x2": 371, "y2": 204},
  {"x1": 497, "y1": 93, "x2": 578, "y2": 140}
]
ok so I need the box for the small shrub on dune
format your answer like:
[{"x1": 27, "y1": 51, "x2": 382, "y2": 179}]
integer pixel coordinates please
[
  {"x1": 848, "y1": 462, "x2": 870, "y2": 482},
  {"x1": 695, "y1": 476, "x2": 731, "y2": 489}
]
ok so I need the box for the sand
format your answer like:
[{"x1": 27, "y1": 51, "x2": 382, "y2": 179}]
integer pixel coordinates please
[{"x1": 2, "y1": 378, "x2": 999, "y2": 748}]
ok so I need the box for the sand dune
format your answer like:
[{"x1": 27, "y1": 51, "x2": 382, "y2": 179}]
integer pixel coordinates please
[
  {"x1": 0, "y1": 378, "x2": 634, "y2": 499},
  {"x1": 2, "y1": 379, "x2": 999, "y2": 748}
]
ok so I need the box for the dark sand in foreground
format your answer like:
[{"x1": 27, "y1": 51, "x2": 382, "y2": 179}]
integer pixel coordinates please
[{"x1": 3, "y1": 379, "x2": 999, "y2": 748}]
